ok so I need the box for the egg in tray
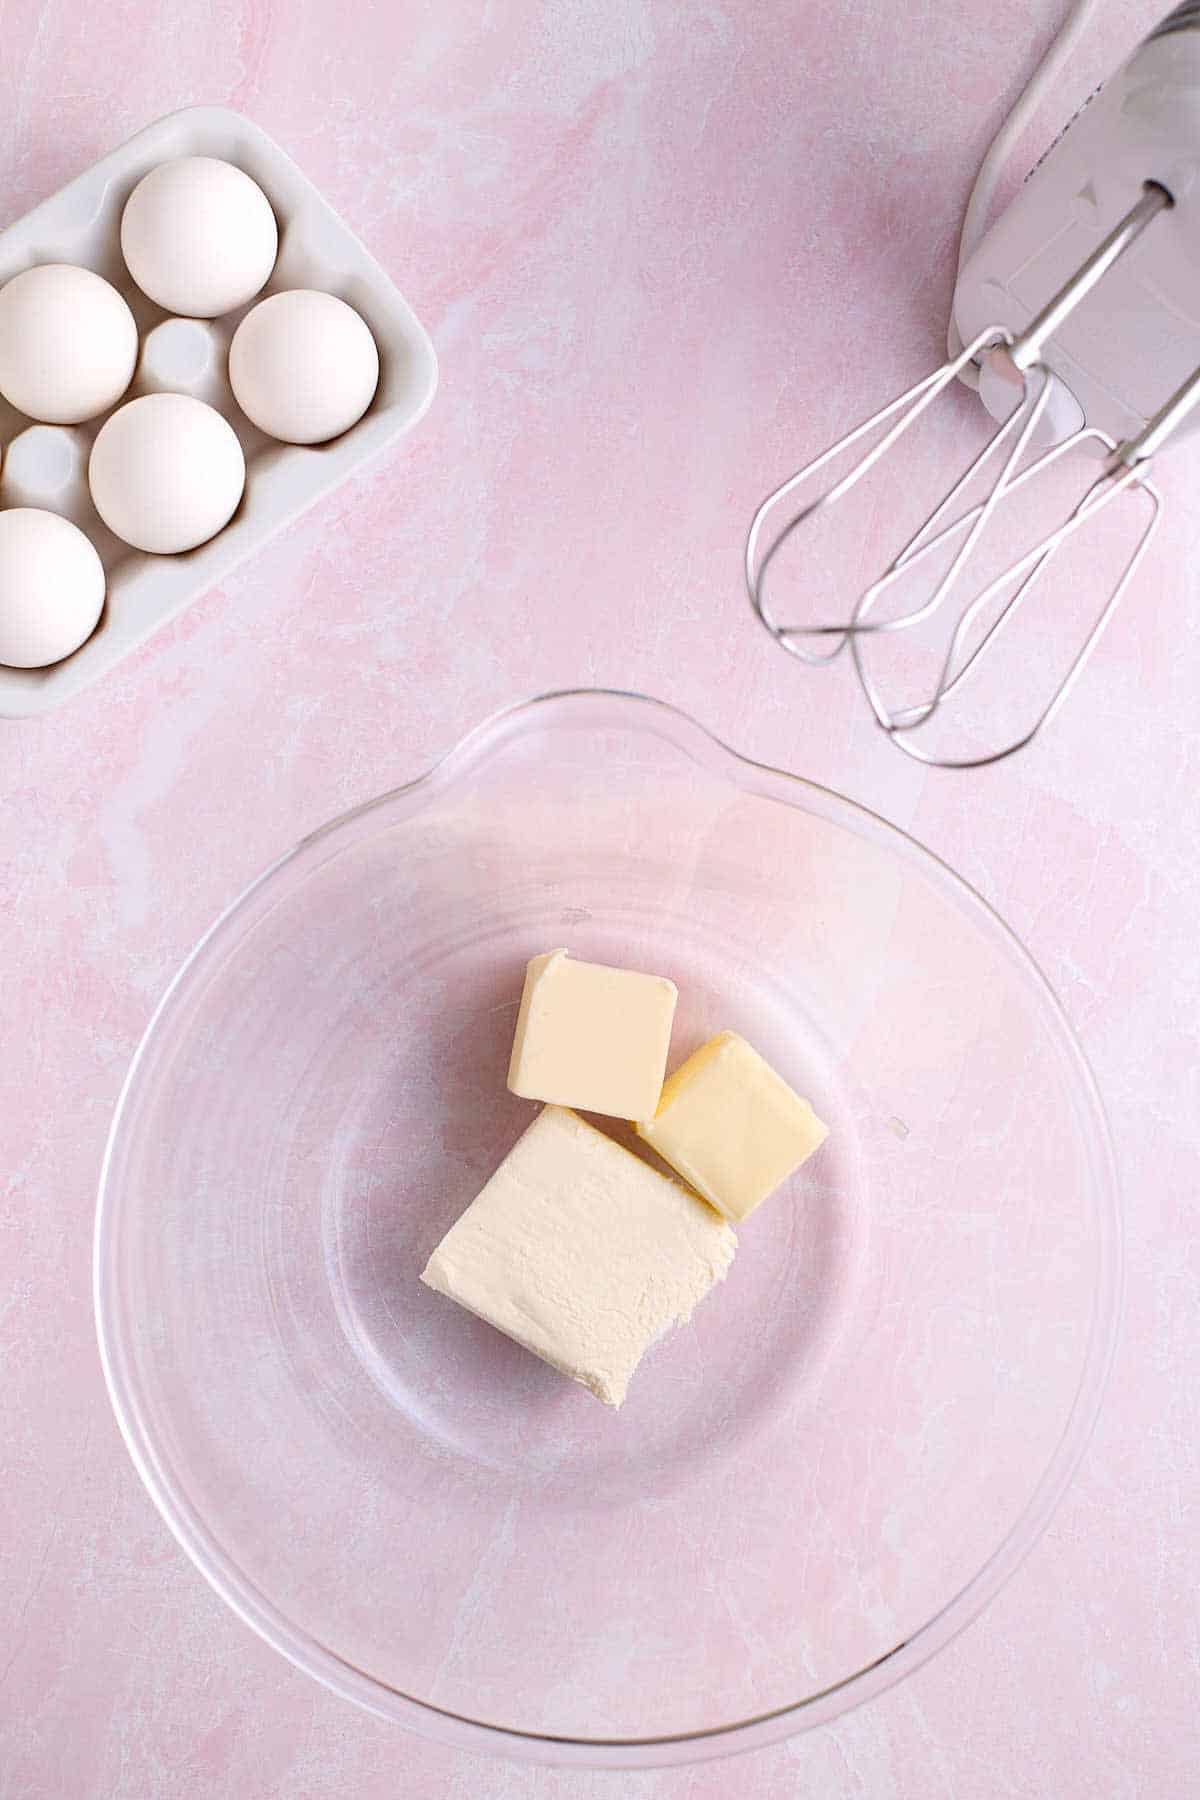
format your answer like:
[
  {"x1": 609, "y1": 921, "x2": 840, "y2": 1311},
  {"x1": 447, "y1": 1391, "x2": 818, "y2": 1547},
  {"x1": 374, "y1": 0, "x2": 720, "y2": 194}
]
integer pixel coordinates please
[{"x1": 0, "y1": 107, "x2": 436, "y2": 715}]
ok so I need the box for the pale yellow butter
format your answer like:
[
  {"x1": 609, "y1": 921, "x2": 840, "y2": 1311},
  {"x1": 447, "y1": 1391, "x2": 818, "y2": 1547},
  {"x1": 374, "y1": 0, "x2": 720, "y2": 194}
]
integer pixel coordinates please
[
  {"x1": 507, "y1": 948, "x2": 677, "y2": 1121},
  {"x1": 421, "y1": 1105, "x2": 736, "y2": 1406},
  {"x1": 637, "y1": 1031, "x2": 828, "y2": 1222}
]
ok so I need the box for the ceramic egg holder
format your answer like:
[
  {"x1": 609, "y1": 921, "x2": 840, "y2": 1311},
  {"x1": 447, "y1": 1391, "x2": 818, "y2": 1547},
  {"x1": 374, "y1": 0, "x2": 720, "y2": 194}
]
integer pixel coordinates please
[{"x1": 0, "y1": 105, "x2": 437, "y2": 718}]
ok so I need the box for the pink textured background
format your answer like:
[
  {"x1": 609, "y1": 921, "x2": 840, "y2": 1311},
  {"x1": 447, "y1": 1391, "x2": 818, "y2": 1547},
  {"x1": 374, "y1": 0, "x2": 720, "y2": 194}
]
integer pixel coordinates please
[{"x1": 1, "y1": 0, "x2": 1196, "y2": 1792}]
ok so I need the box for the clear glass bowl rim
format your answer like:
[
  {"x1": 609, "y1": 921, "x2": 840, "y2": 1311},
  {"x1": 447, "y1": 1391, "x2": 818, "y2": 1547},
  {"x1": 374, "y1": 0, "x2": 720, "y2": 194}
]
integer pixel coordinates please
[{"x1": 93, "y1": 687, "x2": 1122, "y2": 1770}]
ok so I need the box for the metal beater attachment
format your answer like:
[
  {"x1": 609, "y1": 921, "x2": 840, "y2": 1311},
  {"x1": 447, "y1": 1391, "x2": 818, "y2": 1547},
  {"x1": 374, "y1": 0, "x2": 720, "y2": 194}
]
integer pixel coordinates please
[{"x1": 746, "y1": 183, "x2": 1200, "y2": 768}]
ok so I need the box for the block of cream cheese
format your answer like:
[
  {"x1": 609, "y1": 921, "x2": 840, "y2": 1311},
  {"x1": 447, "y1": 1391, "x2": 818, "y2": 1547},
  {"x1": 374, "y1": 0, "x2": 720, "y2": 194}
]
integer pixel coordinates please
[
  {"x1": 637, "y1": 1031, "x2": 828, "y2": 1222},
  {"x1": 507, "y1": 949, "x2": 677, "y2": 1120},
  {"x1": 421, "y1": 1104, "x2": 736, "y2": 1406}
]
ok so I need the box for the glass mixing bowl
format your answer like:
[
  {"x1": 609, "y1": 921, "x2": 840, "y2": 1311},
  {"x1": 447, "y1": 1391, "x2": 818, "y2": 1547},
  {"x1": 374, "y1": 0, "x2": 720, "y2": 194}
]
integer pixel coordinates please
[{"x1": 95, "y1": 691, "x2": 1119, "y2": 1768}]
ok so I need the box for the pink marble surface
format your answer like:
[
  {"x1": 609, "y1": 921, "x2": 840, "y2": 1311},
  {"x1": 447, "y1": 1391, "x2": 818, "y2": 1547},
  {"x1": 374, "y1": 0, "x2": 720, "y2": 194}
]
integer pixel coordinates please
[{"x1": 1, "y1": 0, "x2": 1197, "y2": 1792}]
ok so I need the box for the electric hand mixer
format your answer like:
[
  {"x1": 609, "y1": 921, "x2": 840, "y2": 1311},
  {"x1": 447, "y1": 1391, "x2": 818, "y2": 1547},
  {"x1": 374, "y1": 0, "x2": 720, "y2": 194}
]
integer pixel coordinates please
[{"x1": 746, "y1": 1, "x2": 1200, "y2": 767}]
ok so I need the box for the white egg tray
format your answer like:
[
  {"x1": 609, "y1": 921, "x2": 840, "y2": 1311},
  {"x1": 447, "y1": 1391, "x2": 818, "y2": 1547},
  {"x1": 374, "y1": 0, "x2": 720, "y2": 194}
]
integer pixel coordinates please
[{"x1": 0, "y1": 106, "x2": 437, "y2": 718}]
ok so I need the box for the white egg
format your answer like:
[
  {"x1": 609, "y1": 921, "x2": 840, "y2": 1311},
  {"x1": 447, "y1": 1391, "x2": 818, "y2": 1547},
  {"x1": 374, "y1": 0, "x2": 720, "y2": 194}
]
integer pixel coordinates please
[
  {"x1": 0, "y1": 264, "x2": 138, "y2": 424},
  {"x1": 88, "y1": 393, "x2": 245, "y2": 554},
  {"x1": 0, "y1": 508, "x2": 105, "y2": 667},
  {"x1": 229, "y1": 289, "x2": 379, "y2": 444},
  {"x1": 121, "y1": 156, "x2": 278, "y2": 318}
]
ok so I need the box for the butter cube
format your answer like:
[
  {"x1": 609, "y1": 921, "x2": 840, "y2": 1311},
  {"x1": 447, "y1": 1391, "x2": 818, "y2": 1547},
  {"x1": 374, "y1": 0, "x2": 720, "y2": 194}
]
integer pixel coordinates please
[
  {"x1": 507, "y1": 948, "x2": 677, "y2": 1121},
  {"x1": 421, "y1": 1105, "x2": 736, "y2": 1406},
  {"x1": 637, "y1": 1031, "x2": 828, "y2": 1222}
]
